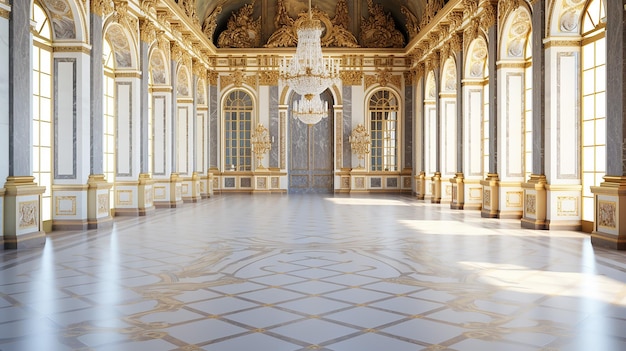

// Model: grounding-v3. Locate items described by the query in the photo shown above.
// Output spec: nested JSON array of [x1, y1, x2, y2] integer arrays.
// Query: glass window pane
[[582, 69, 595, 95], [583, 147, 595, 171], [595, 146, 606, 172]]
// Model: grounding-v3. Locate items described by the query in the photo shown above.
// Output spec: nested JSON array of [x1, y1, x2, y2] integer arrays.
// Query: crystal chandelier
[[292, 93, 328, 125], [279, 0, 340, 98]]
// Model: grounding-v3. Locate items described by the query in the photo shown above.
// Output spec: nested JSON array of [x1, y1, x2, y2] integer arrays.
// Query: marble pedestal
[[350, 168, 368, 192], [0, 188, 4, 249], [87, 175, 113, 229], [521, 175, 548, 229], [591, 176, 626, 250], [431, 172, 442, 204], [3, 176, 46, 249], [450, 173, 464, 210], [415, 171, 426, 200], [51, 184, 89, 230], [481, 173, 500, 218], [182, 172, 201, 203], [463, 179, 483, 210], [154, 173, 183, 208]]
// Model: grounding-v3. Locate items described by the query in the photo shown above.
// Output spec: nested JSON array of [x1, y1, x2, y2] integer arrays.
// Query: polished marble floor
[[1, 194, 626, 351]]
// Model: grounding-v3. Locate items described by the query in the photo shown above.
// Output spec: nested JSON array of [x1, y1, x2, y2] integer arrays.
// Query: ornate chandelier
[[292, 93, 328, 125], [279, 0, 340, 98]]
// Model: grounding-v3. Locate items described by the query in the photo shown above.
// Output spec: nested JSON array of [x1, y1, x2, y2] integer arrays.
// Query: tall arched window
[[581, 0, 606, 223], [369, 90, 398, 172], [224, 90, 253, 171], [32, 2, 53, 225], [103, 39, 116, 209]]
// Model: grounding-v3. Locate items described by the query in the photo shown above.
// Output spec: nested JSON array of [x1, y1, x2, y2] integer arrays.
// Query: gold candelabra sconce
[[251, 123, 272, 169], [349, 123, 370, 169]]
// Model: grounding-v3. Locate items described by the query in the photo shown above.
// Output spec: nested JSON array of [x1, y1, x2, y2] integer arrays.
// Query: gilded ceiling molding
[[140, 19, 156, 43], [448, 11, 464, 32], [420, 0, 445, 29], [414, 62, 425, 81], [157, 31, 169, 54], [177, 0, 199, 25], [192, 60, 206, 79], [91, 0, 114, 17], [440, 42, 451, 62], [360, 0, 404, 48], [201, 5, 221, 41], [463, 0, 479, 18], [403, 71, 413, 86], [401, 6, 419, 40], [463, 18, 480, 50], [140, 0, 157, 14], [259, 71, 279, 86], [53, 45, 91, 55], [217, 2, 261, 48], [265, 0, 358, 48], [113, 0, 128, 23], [340, 71, 363, 86]]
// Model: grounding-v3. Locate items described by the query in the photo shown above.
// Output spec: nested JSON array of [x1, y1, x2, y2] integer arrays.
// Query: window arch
[[369, 89, 399, 172], [224, 90, 253, 171], [32, 1, 53, 225], [581, 0, 606, 223]]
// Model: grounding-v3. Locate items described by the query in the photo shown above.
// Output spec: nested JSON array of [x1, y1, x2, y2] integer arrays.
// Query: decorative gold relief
[[419, 0, 444, 30], [445, 185, 452, 196], [506, 9, 531, 58], [220, 71, 257, 89], [259, 71, 279, 86], [597, 201, 616, 229], [257, 177, 267, 189], [401, 6, 419, 40], [176, 184, 182, 199], [360, 0, 404, 48], [355, 177, 365, 189], [403, 177, 411, 189], [145, 186, 153, 205], [484, 189, 491, 207], [217, 2, 261, 48], [526, 194, 536, 215], [340, 71, 363, 86], [480, 1, 497, 30], [559, 0, 586, 33], [55, 196, 77, 216], [97, 194, 109, 215], [506, 192, 523, 207], [557, 196, 579, 217], [91, 0, 114, 17], [341, 177, 350, 189], [265, 0, 358, 48], [202, 5, 222, 41], [182, 183, 189, 194], [364, 69, 402, 89], [177, 0, 198, 24], [18, 201, 38, 229], [271, 177, 280, 189]]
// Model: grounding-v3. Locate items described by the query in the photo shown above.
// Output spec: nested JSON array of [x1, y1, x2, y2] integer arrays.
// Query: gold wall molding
[[259, 71, 278, 86], [556, 196, 579, 217], [525, 193, 536, 215], [0, 6, 10, 19], [91, 0, 114, 17], [480, 1, 497, 30], [55, 196, 77, 216], [18, 201, 39, 229], [220, 71, 257, 89], [140, 19, 156, 43], [116, 71, 142, 79], [598, 201, 617, 229], [53, 45, 91, 55], [496, 61, 527, 69], [97, 194, 109, 215], [544, 39, 582, 49]]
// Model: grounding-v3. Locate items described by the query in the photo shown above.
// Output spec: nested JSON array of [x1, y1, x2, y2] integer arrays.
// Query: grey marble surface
[[1, 19, 9, 183], [90, 14, 104, 175], [140, 42, 150, 173], [404, 85, 413, 169], [606, 0, 626, 176], [269, 86, 279, 168], [9, 0, 33, 176], [170, 59, 178, 172], [342, 86, 351, 169], [209, 86, 218, 169]]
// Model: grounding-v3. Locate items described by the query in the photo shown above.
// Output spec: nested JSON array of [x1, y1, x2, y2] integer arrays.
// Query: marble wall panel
[[116, 82, 132, 177], [0, 18, 8, 183], [342, 86, 351, 169], [556, 52, 579, 179], [270, 86, 279, 168], [209, 86, 218, 169], [505, 72, 524, 178], [153, 95, 167, 176], [54, 58, 77, 179], [90, 14, 104, 175], [405, 85, 413, 169]]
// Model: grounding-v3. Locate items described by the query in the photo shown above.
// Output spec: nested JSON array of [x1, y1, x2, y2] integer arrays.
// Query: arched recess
[[103, 21, 138, 70], [439, 57, 458, 202], [366, 87, 401, 174], [221, 88, 257, 173], [548, 0, 588, 37], [176, 64, 194, 178], [423, 71, 437, 199], [147, 47, 170, 178], [37, 0, 86, 41]]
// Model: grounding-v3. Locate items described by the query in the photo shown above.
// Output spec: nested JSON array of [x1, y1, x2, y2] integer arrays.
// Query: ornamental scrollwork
[[360, 0, 404, 48], [217, 2, 261, 48]]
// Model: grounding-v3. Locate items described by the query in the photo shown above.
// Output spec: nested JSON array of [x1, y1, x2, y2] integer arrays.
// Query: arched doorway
[[288, 89, 334, 193]]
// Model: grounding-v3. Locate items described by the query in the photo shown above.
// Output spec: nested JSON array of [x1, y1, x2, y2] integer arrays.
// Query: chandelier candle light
[[251, 123, 272, 169], [279, 0, 340, 125]]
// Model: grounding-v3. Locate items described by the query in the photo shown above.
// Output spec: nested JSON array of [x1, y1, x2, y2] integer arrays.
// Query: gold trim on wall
[[53, 45, 92, 55], [556, 196, 579, 217], [18, 201, 39, 229], [55, 196, 77, 216], [597, 200, 617, 229]]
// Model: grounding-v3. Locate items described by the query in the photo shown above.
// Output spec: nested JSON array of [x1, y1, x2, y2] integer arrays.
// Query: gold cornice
[[52, 184, 89, 191], [150, 86, 172, 93], [116, 71, 142, 79], [544, 39, 582, 49], [496, 61, 527, 69], [0, 7, 9, 20], [53, 45, 91, 55], [340, 71, 363, 86], [91, 0, 114, 17]]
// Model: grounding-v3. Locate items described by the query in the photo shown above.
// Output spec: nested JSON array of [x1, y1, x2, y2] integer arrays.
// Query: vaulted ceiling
[[194, 0, 448, 48]]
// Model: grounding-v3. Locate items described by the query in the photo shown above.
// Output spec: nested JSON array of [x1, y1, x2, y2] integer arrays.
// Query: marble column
[[1, 11, 10, 248], [415, 72, 426, 199], [450, 46, 465, 210], [522, 0, 549, 230], [431, 61, 442, 204], [135, 39, 155, 216], [86, 10, 112, 228], [4, 0, 45, 248], [591, 0, 626, 249], [481, 21, 500, 218]]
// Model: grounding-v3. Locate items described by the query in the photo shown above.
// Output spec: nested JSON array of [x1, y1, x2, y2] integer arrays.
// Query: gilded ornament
[[414, 62, 425, 80], [420, 0, 444, 29], [463, 0, 479, 17], [360, 0, 404, 48], [91, 0, 114, 17], [217, 2, 261, 48], [480, 2, 497, 30], [140, 0, 157, 13], [447, 11, 464, 31], [450, 33, 462, 53], [113, 0, 128, 24], [498, 0, 521, 26], [202, 5, 222, 41], [404, 71, 413, 85], [340, 71, 363, 86], [264, 0, 296, 48], [140, 20, 156, 43], [330, 0, 359, 47], [171, 42, 184, 62], [177, 0, 199, 24], [259, 71, 279, 86], [208, 70, 218, 85], [401, 6, 419, 39]]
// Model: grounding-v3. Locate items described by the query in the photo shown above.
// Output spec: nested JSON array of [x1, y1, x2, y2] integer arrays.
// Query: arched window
[[369, 90, 398, 172], [581, 0, 606, 223], [224, 90, 253, 171], [103, 38, 116, 209], [32, 1, 53, 225]]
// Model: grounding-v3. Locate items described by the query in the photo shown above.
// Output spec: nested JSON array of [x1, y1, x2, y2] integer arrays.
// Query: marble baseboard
[[52, 219, 89, 231], [3, 230, 45, 249]]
